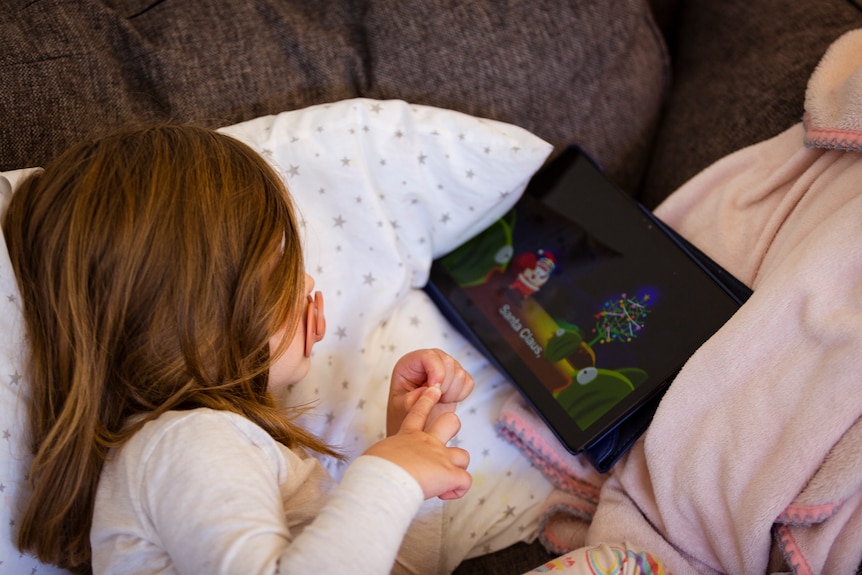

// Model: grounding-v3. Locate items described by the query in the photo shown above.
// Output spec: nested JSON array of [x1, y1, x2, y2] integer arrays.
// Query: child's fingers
[[443, 367, 473, 403], [437, 466, 473, 501], [446, 444, 470, 470], [420, 349, 457, 385], [418, 350, 472, 401], [399, 385, 442, 432], [396, 349, 444, 381], [393, 349, 473, 404], [425, 410, 461, 445], [438, 480, 472, 501], [401, 386, 427, 413]]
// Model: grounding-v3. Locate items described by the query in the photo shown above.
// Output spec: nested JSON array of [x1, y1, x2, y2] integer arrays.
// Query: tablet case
[[425, 146, 751, 472]]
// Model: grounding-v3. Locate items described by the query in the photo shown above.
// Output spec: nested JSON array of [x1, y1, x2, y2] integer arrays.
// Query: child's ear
[[305, 291, 325, 357]]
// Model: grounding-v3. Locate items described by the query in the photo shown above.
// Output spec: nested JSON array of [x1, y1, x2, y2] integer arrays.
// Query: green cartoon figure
[[440, 209, 515, 287], [554, 366, 648, 430], [544, 322, 596, 374]]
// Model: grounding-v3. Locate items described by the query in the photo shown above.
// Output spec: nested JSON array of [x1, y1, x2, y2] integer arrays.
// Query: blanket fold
[[495, 393, 604, 554], [804, 30, 862, 151], [498, 28, 862, 574]]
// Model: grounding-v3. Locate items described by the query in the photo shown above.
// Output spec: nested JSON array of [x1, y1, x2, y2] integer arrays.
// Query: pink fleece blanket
[[498, 29, 862, 574], [496, 394, 605, 554]]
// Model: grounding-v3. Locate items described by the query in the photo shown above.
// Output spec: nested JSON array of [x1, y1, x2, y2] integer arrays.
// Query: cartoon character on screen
[[544, 291, 655, 430], [555, 365, 648, 429], [545, 291, 654, 371], [439, 209, 515, 287], [508, 249, 556, 299]]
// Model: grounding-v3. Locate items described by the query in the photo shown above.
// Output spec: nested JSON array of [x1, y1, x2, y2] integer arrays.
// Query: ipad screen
[[428, 149, 745, 452]]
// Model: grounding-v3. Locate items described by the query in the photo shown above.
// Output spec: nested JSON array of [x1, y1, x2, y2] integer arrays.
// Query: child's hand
[[386, 349, 474, 437], [365, 386, 471, 500]]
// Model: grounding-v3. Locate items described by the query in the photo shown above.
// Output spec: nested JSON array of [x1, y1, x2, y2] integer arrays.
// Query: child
[[4, 125, 474, 574]]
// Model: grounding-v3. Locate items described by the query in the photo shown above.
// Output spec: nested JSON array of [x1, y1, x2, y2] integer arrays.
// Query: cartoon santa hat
[[537, 250, 556, 268]]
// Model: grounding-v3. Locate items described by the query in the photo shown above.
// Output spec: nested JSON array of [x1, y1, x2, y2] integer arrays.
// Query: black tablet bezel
[[427, 147, 748, 453]]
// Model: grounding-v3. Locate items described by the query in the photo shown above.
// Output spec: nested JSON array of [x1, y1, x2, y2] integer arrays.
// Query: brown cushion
[[363, 0, 670, 193], [639, 0, 862, 208], [1, 0, 670, 198], [0, 0, 365, 171]]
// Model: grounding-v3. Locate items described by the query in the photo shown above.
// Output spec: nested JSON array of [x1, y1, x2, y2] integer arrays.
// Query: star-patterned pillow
[[219, 98, 551, 460], [222, 100, 559, 565], [0, 99, 554, 572]]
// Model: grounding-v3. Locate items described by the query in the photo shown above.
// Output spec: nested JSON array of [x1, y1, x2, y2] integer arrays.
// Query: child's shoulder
[[119, 407, 288, 468], [139, 407, 263, 433]]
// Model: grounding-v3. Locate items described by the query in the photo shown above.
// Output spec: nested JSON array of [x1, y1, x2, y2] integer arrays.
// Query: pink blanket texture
[[498, 29, 862, 574]]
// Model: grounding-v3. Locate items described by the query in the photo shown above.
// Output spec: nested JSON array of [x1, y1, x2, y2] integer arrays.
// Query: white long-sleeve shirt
[[91, 408, 427, 574]]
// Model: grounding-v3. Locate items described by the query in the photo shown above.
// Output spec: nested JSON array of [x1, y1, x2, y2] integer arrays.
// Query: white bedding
[[1, 99, 556, 572]]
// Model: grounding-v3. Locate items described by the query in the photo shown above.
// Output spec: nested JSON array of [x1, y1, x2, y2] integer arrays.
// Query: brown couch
[[3, 1, 861, 210], [2, 1, 860, 572]]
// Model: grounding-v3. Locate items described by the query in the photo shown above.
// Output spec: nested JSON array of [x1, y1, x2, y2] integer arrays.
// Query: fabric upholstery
[[0, 0, 668, 196], [362, 0, 669, 192], [640, 0, 862, 207]]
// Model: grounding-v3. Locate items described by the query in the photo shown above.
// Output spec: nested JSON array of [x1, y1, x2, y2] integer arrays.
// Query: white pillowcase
[[219, 96, 550, 454], [0, 99, 553, 572], [222, 100, 557, 567]]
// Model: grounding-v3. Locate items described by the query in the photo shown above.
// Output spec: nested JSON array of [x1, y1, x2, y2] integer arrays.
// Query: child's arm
[[386, 348, 474, 437], [93, 406, 464, 575]]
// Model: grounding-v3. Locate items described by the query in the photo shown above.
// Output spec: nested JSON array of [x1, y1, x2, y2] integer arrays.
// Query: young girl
[[4, 125, 474, 574]]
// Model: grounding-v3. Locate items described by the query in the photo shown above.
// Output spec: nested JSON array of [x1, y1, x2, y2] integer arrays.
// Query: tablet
[[426, 147, 750, 470]]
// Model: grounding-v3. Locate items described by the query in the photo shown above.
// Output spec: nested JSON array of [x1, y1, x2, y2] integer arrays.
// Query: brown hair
[[3, 125, 338, 573]]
